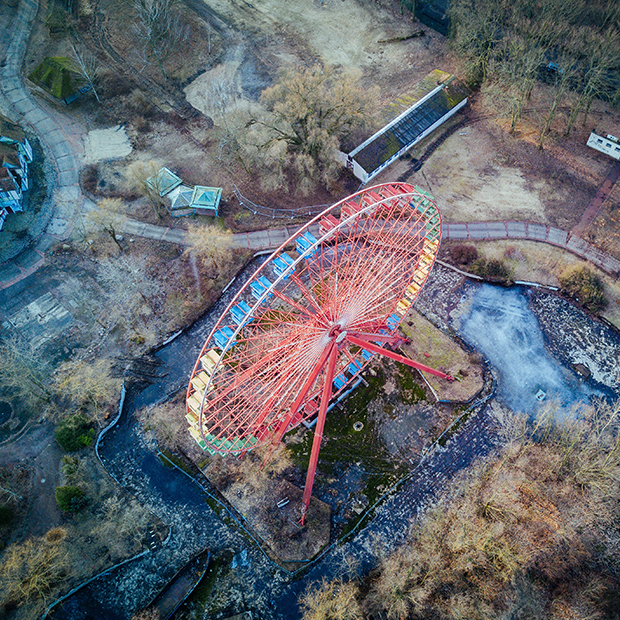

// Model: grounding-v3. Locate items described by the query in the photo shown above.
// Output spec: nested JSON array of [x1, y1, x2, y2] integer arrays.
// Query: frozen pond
[[454, 284, 601, 414]]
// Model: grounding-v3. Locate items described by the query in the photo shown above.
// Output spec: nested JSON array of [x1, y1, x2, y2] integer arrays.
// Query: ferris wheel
[[186, 183, 452, 523]]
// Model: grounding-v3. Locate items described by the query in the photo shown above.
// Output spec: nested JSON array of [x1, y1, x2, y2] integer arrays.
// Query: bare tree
[[96, 254, 163, 345], [137, 400, 184, 450], [70, 40, 100, 103], [300, 577, 363, 620], [54, 358, 121, 422], [184, 222, 234, 282], [0, 336, 53, 408], [538, 51, 576, 149], [194, 70, 237, 159], [90, 495, 151, 560], [126, 160, 168, 219], [448, 0, 504, 85], [132, 0, 189, 80], [87, 198, 127, 251], [245, 64, 376, 193], [0, 529, 68, 606]]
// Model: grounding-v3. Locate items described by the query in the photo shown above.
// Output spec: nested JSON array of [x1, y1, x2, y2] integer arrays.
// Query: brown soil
[[214, 476, 330, 564]]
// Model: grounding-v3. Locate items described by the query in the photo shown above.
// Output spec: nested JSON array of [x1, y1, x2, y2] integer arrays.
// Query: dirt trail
[[573, 160, 620, 236]]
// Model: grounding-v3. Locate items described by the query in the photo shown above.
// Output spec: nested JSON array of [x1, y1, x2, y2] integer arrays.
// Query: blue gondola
[[250, 275, 273, 301], [273, 253, 295, 279], [230, 301, 253, 326], [333, 373, 347, 390], [386, 313, 400, 330], [296, 231, 318, 256], [348, 359, 362, 375], [214, 326, 236, 349]]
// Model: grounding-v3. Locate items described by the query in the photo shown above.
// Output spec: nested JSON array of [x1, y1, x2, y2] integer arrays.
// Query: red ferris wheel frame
[[186, 183, 452, 524]]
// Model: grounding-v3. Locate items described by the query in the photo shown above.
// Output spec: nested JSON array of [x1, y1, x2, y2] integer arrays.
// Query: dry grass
[[0, 528, 69, 614], [302, 399, 620, 620], [399, 309, 484, 401], [300, 577, 363, 620], [587, 184, 620, 260], [138, 394, 186, 452]]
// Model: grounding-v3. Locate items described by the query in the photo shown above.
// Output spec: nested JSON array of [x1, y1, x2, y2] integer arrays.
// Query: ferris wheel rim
[[187, 182, 442, 452]]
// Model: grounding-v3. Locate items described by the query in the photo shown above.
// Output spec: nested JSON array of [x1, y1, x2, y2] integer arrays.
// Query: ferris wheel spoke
[[346, 334, 453, 381], [267, 287, 324, 323], [289, 271, 326, 318], [270, 339, 337, 446]]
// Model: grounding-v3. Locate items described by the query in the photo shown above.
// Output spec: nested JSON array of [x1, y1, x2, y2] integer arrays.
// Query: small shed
[[28, 57, 86, 103], [146, 167, 183, 197], [190, 186, 222, 216]]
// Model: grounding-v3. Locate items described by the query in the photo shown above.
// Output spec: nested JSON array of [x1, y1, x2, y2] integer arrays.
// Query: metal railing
[[233, 185, 331, 219]]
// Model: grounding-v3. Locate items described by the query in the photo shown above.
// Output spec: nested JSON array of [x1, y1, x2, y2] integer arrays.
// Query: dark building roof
[[351, 77, 469, 177], [28, 57, 85, 100], [0, 114, 26, 143], [0, 144, 22, 169], [0, 167, 19, 193]]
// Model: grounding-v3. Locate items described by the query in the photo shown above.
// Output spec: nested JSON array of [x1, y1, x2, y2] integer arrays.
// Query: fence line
[[233, 185, 330, 219]]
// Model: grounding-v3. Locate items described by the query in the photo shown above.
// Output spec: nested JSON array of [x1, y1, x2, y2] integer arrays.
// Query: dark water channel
[[52, 269, 619, 620]]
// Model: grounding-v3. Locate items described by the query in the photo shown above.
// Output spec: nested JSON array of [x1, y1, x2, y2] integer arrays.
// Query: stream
[[51, 265, 619, 620]]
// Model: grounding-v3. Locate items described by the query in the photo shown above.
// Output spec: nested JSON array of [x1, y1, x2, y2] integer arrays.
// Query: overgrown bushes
[[0, 528, 68, 607], [55, 486, 87, 512], [55, 413, 95, 451], [470, 257, 512, 283], [449, 243, 478, 265], [559, 264, 607, 312]]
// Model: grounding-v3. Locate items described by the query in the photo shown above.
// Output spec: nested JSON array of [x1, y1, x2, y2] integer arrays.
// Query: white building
[[0, 114, 33, 231], [338, 70, 470, 184], [587, 131, 620, 160]]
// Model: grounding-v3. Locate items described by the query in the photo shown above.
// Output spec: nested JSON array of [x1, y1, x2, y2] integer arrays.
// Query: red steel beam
[[348, 330, 406, 344], [300, 342, 339, 525], [269, 340, 337, 448], [346, 334, 454, 381]]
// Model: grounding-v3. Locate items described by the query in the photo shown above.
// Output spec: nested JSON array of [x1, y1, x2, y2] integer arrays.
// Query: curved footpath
[[0, 0, 86, 288]]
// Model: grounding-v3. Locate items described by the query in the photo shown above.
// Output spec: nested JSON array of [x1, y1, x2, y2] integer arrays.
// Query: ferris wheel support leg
[[299, 343, 339, 526], [268, 341, 337, 451], [346, 335, 454, 381]]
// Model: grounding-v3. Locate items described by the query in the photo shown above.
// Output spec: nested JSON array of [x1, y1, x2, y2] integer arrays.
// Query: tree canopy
[[246, 64, 377, 194]]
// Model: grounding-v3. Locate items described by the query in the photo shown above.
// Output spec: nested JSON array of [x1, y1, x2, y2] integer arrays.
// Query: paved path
[[442, 220, 620, 275], [0, 0, 95, 290], [122, 217, 620, 275], [120, 219, 322, 251]]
